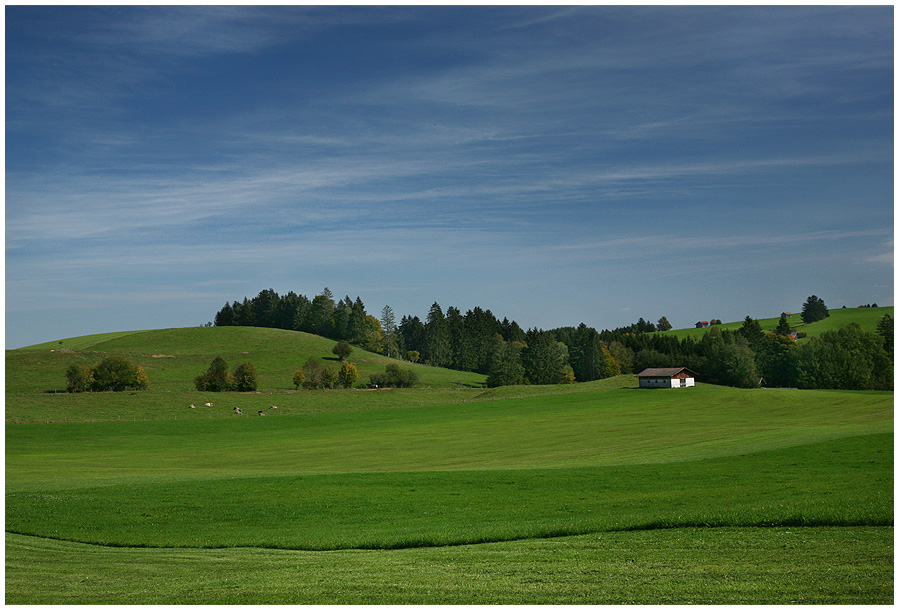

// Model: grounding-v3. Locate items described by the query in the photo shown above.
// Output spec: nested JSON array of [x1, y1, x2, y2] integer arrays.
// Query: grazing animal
[[234, 407, 242, 415], [189, 404, 196, 409], [205, 402, 213, 407], [258, 410, 265, 416], [270, 405, 277, 409]]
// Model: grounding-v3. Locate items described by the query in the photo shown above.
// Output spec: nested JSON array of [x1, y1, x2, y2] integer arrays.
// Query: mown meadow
[[5, 326, 894, 603]]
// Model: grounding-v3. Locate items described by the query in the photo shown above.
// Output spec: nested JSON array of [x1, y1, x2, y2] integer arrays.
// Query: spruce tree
[[801, 295, 829, 324]]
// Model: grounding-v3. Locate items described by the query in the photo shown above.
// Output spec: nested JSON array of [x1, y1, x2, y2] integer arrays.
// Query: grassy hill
[[5, 322, 893, 603], [6, 326, 486, 397], [661, 305, 892, 341]]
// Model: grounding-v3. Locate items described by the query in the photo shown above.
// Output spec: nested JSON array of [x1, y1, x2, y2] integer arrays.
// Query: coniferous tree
[[234, 297, 254, 326], [522, 330, 570, 385], [330, 296, 353, 340], [876, 314, 893, 358], [570, 323, 602, 382], [214, 302, 235, 326], [195, 356, 233, 392], [801, 295, 829, 324], [445, 306, 465, 368], [303, 292, 335, 336], [424, 302, 451, 367], [739, 316, 765, 346], [774, 316, 793, 337], [399, 315, 426, 358], [380, 305, 399, 358], [486, 340, 526, 387], [347, 297, 368, 344], [251, 289, 280, 328]]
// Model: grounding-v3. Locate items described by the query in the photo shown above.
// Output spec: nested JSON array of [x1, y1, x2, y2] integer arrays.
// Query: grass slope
[[662, 305, 893, 341], [6, 325, 486, 396]]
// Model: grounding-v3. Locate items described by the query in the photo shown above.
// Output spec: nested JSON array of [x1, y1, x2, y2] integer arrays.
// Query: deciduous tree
[[65, 364, 93, 393], [333, 340, 353, 361], [91, 356, 148, 392], [338, 362, 359, 388], [232, 362, 258, 392]]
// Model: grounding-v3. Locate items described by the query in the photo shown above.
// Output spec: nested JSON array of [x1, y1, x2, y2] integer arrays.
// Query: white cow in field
[[258, 410, 265, 416], [205, 402, 213, 407], [234, 407, 242, 415], [189, 404, 196, 409], [270, 405, 278, 410]]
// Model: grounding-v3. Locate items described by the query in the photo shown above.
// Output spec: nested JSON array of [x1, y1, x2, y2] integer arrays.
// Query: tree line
[[213, 290, 893, 391]]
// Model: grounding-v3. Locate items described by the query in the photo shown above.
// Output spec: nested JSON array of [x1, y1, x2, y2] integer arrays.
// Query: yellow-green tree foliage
[[292, 370, 305, 390], [600, 347, 621, 378], [338, 362, 359, 388]]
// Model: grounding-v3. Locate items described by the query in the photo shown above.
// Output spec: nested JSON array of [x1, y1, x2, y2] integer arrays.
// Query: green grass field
[[5, 325, 894, 603], [662, 305, 893, 341]]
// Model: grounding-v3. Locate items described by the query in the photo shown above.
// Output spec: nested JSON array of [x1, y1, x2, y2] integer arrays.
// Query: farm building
[[636, 367, 697, 388], [695, 321, 709, 328]]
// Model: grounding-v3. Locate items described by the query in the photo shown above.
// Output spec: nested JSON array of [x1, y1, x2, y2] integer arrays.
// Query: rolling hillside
[[6, 326, 486, 397], [5, 318, 893, 603], [661, 306, 892, 341]]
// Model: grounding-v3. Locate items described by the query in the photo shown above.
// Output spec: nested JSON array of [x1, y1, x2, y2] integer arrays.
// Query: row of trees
[[194, 352, 417, 392], [213, 290, 891, 391], [591, 314, 893, 390], [65, 357, 150, 392], [214, 288, 389, 354], [293, 357, 360, 390]]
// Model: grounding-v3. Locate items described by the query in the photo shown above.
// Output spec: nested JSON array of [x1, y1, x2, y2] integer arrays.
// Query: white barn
[[636, 367, 697, 388]]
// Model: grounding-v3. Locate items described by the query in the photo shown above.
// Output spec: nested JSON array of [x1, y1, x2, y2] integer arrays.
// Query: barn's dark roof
[[636, 367, 698, 378]]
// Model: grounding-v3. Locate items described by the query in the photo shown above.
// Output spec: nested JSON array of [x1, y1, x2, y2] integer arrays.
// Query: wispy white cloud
[[5, 6, 894, 348]]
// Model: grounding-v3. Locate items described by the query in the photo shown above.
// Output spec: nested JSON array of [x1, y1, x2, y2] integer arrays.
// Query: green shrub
[[195, 356, 234, 392], [88, 357, 148, 392], [338, 362, 359, 388], [370, 363, 418, 388], [232, 362, 258, 392], [64, 364, 94, 393], [292, 369, 305, 390], [332, 340, 353, 361]]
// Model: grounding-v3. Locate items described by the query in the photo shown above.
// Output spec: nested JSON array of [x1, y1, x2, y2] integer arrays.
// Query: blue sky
[[6, 6, 894, 348]]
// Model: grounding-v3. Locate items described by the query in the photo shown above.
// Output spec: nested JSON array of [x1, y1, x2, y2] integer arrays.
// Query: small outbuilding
[[695, 321, 709, 328], [636, 367, 698, 388]]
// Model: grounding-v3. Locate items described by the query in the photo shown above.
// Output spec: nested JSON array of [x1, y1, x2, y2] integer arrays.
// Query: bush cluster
[[294, 357, 360, 390], [65, 357, 149, 392], [195, 356, 258, 392], [370, 363, 419, 388]]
